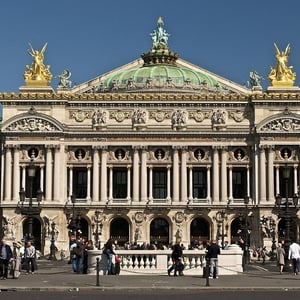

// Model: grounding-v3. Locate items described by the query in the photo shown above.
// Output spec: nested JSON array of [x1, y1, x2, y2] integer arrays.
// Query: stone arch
[[150, 217, 170, 247], [190, 217, 210, 247], [109, 217, 130, 247], [22, 217, 42, 251]]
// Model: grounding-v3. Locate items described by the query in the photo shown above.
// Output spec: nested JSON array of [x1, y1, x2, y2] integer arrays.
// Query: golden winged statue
[[24, 43, 52, 86], [268, 43, 296, 87]]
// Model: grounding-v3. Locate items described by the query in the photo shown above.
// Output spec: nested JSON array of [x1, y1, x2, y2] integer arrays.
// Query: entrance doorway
[[150, 218, 169, 247], [110, 218, 129, 247], [23, 218, 42, 251]]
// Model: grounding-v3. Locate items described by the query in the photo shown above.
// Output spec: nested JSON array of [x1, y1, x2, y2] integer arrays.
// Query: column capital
[[4, 144, 14, 150], [100, 146, 108, 151]]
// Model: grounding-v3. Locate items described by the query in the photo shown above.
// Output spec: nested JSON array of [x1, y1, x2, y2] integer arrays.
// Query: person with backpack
[[167, 239, 184, 276]]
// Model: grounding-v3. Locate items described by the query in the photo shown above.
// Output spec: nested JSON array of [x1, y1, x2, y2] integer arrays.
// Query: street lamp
[[48, 222, 57, 260], [67, 194, 78, 241], [275, 164, 299, 271], [18, 159, 42, 240], [240, 195, 251, 266]]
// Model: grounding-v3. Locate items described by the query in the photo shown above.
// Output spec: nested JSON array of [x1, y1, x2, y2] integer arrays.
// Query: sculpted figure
[[24, 43, 52, 84], [57, 69, 72, 88], [268, 43, 296, 86], [150, 17, 170, 48]]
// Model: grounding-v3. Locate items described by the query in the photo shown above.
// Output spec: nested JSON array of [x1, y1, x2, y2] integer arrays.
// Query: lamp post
[[18, 160, 42, 240], [67, 194, 78, 242], [240, 195, 251, 266], [275, 165, 299, 271], [48, 222, 57, 260], [269, 217, 277, 261], [93, 210, 104, 250]]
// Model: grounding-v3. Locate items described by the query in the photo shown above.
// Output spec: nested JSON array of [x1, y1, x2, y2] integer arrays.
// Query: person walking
[[207, 239, 221, 279], [24, 241, 36, 274], [11, 241, 22, 279], [167, 239, 183, 276], [103, 239, 116, 275], [288, 240, 300, 275], [0, 239, 13, 279], [276, 243, 285, 274]]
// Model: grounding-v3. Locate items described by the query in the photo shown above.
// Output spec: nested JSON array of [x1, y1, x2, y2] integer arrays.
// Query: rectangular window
[[113, 168, 127, 198], [232, 168, 246, 199], [153, 168, 167, 199], [73, 168, 87, 198], [193, 168, 207, 198]]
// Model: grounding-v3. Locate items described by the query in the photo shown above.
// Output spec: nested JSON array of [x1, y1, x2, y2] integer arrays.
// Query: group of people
[[0, 239, 37, 279], [69, 238, 94, 274]]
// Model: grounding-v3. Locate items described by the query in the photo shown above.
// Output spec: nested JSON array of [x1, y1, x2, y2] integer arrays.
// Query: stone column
[[45, 146, 53, 201], [246, 166, 250, 197], [167, 165, 171, 201], [12, 146, 20, 202], [207, 166, 211, 202], [68, 166, 73, 198], [267, 146, 274, 202], [141, 148, 148, 202], [294, 166, 298, 195], [86, 165, 91, 200], [108, 165, 113, 201], [53, 146, 61, 202], [275, 165, 280, 195], [188, 166, 193, 201], [148, 166, 153, 200], [40, 165, 44, 192], [259, 146, 267, 204], [100, 147, 107, 203], [220, 147, 227, 204], [92, 147, 99, 202], [4, 146, 12, 201], [212, 147, 219, 204], [132, 147, 140, 202], [181, 148, 187, 203], [127, 165, 131, 200], [228, 166, 233, 201], [21, 165, 26, 190], [172, 147, 179, 203]]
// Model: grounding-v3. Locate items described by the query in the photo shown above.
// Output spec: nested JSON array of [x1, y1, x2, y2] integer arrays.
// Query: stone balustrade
[[87, 244, 243, 275]]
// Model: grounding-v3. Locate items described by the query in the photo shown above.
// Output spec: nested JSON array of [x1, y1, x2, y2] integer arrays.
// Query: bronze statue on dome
[[268, 43, 296, 87], [150, 17, 170, 49], [24, 43, 52, 85]]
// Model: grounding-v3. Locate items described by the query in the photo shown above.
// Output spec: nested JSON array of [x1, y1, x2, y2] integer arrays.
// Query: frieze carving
[[149, 110, 172, 122], [5, 117, 61, 132], [132, 108, 147, 128], [92, 109, 107, 128], [110, 110, 131, 122], [228, 110, 245, 122], [133, 212, 146, 224], [172, 109, 187, 129], [189, 110, 209, 122], [70, 110, 91, 122], [211, 108, 227, 130], [260, 117, 300, 132], [173, 211, 186, 224]]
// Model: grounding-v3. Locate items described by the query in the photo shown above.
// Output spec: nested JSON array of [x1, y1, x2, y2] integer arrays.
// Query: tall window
[[232, 168, 246, 199], [193, 168, 207, 198], [74, 168, 87, 198], [153, 168, 167, 199], [113, 168, 127, 198]]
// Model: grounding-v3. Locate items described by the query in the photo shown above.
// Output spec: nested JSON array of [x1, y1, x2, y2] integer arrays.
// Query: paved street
[[0, 259, 300, 292]]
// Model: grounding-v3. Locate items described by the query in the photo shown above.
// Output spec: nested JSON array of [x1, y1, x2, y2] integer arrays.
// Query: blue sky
[[1, 0, 300, 92]]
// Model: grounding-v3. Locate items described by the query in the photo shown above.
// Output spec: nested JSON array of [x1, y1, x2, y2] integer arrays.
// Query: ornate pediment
[[257, 110, 300, 133], [2, 107, 63, 133]]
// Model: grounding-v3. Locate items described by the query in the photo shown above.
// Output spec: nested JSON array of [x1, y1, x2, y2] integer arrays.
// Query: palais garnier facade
[[0, 18, 299, 254]]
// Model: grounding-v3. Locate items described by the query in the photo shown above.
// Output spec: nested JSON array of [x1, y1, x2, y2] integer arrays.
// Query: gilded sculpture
[[268, 43, 296, 87], [24, 43, 52, 86]]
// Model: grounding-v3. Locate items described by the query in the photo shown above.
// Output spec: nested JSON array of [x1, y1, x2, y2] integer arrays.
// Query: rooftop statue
[[150, 17, 170, 49], [24, 43, 52, 85], [248, 70, 263, 88], [268, 43, 296, 87], [57, 69, 72, 88]]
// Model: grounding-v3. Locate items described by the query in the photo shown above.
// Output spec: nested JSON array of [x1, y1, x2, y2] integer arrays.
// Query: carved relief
[[110, 110, 131, 122], [132, 108, 147, 128], [70, 110, 91, 122], [92, 109, 107, 128], [189, 110, 208, 122], [260, 117, 300, 132], [228, 110, 245, 122], [211, 108, 227, 130], [5, 117, 61, 132], [149, 110, 172, 122], [172, 109, 187, 129]]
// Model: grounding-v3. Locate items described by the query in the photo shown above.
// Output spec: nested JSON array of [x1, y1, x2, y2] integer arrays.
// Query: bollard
[[205, 258, 210, 287], [96, 257, 100, 286]]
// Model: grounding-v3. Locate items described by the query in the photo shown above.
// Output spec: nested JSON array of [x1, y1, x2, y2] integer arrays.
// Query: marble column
[[172, 148, 179, 203], [127, 165, 131, 200], [267, 147, 274, 202], [188, 166, 193, 201], [68, 166, 73, 198], [207, 166, 211, 202], [141, 148, 148, 202], [45, 146, 53, 201], [40, 165, 44, 192], [100, 148, 107, 203], [12, 146, 20, 202], [132, 147, 140, 202], [181, 149, 187, 203], [275, 165, 280, 196], [212, 147, 219, 204], [294, 166, 298, 195], [4, 146, 12, 201], [167, 165, 171, 201], [92, 147, 99, 202], [259, 146, 267, 204], [86, 165, 91, 200], [148, 166, 153, 200], [108, 165, 113, 201], [246, 166, 250, 197], [228, 166, 232, 201], [220, 147, 227, 204], [53, 146, 61, 202]]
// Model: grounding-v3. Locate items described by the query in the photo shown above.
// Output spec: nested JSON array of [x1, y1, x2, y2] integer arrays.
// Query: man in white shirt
[[288, 241, 300, 275]]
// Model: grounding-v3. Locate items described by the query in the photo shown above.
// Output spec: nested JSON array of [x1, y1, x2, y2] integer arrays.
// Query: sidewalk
[[1, 259, 300, 291]]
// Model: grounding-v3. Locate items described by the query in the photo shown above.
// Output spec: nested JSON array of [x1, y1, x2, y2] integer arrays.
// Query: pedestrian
[[207, 239, 221, 279], [167, 239, 184, 276], [11, 241, 22, 279], [288, 240, 300, 275], [276, 242, 285, 274], [73, 239, 84, 274], [69, 240, 77, 273], [83, 240, 94, 274], [103, 239, 116, 275], [24, 240, 36, 274], [0, 239, 13, 279]]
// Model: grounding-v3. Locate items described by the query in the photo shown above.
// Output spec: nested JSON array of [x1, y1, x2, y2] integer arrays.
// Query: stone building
[[0, 19, 299, 255]]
